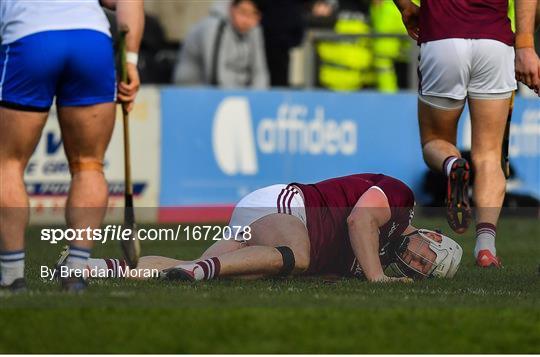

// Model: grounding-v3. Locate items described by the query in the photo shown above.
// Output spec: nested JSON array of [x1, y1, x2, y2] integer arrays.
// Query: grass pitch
[[0, 216, 539, 353]]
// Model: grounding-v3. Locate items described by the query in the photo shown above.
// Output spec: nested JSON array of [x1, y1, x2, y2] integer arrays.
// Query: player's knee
[[420, 145, 430, 162], [420, 138, 440, 152], [275, 245, 309, 275], [294, 251, 310, 273], [274, 246, 294, 276], [69, 159, 104, 176]]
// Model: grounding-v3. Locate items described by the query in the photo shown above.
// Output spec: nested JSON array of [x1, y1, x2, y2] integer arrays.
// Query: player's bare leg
[[418, 99, 472, 233], [468, 97, 509, 267], [117, 256, 187, 280], [85, 214, 309, 281], [56, 102, 115, 288], [137, 256, 186, 271], [132, 238, 245, 271], [418, 100, 463, 170], [164, 214, 311, 281], [0, 107, 48, 290], [199, 238, 245, 259], [80, 239, 245, 280]]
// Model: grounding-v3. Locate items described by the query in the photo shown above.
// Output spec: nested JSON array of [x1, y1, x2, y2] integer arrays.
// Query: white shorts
[[228, 184, 307, 237], [419, 39, 517, 100]]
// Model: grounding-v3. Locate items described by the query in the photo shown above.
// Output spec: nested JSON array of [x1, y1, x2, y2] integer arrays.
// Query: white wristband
[[126, 52, 139, 66]]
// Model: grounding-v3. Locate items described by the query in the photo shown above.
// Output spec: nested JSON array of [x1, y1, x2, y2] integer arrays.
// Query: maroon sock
[[195, 257, 221, 280], [443, 156, 458, 176], [105, 259, 127, 278], [476, 223, 496, 237]]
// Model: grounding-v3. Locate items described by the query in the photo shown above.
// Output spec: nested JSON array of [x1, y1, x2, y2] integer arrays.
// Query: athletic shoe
[[161, 267, 195, 282], [0, 278, 27, 293], [476, 249, 502, 268], [53, 246, 88, 292], [52, 245, 70, 279], [446, 158, 472, 234], [60, 276, 87, 293]]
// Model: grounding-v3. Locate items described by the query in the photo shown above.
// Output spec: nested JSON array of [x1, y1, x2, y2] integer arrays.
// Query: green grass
[[1, 217, 539, 353]]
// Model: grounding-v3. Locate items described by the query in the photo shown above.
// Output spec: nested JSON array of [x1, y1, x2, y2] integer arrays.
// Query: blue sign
[[161, 88, 426, 205], [160, 88, 539, 206]]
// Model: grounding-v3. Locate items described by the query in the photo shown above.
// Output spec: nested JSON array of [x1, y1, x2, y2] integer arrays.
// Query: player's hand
[[117, 62, 141, 112], [371, 275, 413, 283], [515, 48, 540, 95], [399, 3, 420, 41]]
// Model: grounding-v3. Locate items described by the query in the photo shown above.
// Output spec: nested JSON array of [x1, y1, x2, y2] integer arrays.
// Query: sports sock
[[443, 156, 459, 177], [87, 258, 127, 278], [179, 257, 221, 281], [0, 250, 25, 286], [65, 246, 91, 277], [474, 223, 497, 257]]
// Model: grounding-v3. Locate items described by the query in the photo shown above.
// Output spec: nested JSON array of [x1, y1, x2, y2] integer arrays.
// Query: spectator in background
[[312, 0, 336, 17], [172, 0, 269, 88], [370, 0, 411, 92], [308, 0, 411, 92], [312, 0, 375, 91], [260, 0, 309, 87]]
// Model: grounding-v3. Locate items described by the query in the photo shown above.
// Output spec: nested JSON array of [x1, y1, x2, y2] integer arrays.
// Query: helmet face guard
[[388, 229, 463, 280]]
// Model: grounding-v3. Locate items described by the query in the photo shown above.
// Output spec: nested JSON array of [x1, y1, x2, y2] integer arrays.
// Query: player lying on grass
[[65, 174, 463, 283]]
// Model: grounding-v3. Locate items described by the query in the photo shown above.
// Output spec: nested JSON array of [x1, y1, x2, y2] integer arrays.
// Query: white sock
[[87, 258, 108, 271], [66, 247, 91, 276], [177, 258, 221, 281], [176, 263, 205, 281], [444, 157, 458, 177], [87, 258, 127, 278], [0, 250, 25, 286], [474, 223, 496, 258], [192, 265, 205, 281]]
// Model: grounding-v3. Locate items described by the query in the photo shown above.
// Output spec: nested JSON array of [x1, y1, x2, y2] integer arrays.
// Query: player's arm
[[392, 0, 419, 41], [116, 0, 145, 111], [347, 187, 411, 283], [515, 0, 540, 93]]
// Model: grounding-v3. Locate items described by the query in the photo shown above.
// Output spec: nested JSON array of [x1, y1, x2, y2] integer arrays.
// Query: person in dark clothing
[[260, 0, 309, 87]]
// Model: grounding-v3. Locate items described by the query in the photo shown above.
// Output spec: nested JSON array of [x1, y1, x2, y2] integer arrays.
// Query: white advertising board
[[25, 86, 160, 224]]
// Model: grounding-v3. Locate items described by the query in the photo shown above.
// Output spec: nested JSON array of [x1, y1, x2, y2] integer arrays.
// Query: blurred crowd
[[107, 0, 538, 93], [104, 0, 413, 92]]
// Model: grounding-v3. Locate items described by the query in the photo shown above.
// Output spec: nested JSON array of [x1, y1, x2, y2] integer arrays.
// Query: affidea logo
[[212, 97, 258, 176], [258, 104, 357, 155], [212, 97, 358, 175]]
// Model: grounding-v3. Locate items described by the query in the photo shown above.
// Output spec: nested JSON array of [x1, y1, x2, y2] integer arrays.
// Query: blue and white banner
[[160, 88, 426, 206], [25, 87, 161, 224], [161, 88, 539, 208]]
